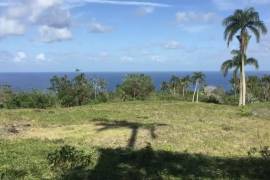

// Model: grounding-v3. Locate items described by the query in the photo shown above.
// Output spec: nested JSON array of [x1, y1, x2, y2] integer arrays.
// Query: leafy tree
[[50, 73, 94, 107], [223, 7, 267, 106], [191, 72, 206, 103], [261, 75, 270, 101], [91, 78, 107, 100], [160, 81, 170, 93], [245, 75, 270, 102], [73, 73, 93, 106], [117, 74, 154, 100]]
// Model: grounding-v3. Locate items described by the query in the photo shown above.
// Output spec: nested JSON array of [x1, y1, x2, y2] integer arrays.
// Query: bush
[[248, 146, 270, 160], [47, 145, 93, 179], [0, 85, 13, 108], [5, 91, 57, 109], [116, 74, 154, 100]]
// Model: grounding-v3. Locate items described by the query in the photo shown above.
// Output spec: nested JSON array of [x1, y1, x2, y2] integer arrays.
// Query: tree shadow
[[93, 118, 167, 148], [62, 144, 270, 180]]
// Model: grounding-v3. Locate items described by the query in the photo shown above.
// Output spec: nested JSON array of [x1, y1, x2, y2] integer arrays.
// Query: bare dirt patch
[[0, 123, 31, 136]]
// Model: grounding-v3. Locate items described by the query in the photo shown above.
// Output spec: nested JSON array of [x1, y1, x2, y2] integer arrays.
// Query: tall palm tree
[[223, 7, 267, 106], [221, 49, 259, 101], [191, 72, 205, 103]]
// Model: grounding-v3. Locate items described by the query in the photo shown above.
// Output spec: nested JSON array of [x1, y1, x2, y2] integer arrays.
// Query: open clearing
[[0, 100, 270, 179]]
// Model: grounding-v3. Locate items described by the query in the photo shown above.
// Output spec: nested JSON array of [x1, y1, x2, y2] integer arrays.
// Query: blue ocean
[[0, 71, 269, 92]]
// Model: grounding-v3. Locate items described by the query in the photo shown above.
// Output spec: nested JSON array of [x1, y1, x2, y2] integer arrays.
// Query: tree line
[[1, 71, 270, 109]]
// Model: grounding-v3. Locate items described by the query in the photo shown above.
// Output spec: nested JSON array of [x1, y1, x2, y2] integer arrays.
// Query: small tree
[[50, 73, 94, 107], [117, 74, 154, 100]]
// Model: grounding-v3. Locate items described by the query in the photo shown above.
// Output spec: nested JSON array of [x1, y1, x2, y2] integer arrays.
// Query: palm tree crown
[[221, 50, 259, 77], [223, 7, 267, 46], [192, 72, 205, 85]]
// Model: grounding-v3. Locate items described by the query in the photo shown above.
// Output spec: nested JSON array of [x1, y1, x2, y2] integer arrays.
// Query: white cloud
[[0, 17, 25, 37], [39, 25, 72, 42], [121, 56, 134, 62], [36, 7, 71, 28], [89, 21, 112, 33], [80, 0, 171, 7], [0, 0, 72, 42], [176, 11, 217, 24], [149, 55, 163, 63], [14, 51, 27, 62], [212, 0, 270, 10], [28, 0, 62, 22], [175, 11, 218, 33], [136, 6, 155, 16], [36, 53, 46, 61], [163, 40, 182, 49]]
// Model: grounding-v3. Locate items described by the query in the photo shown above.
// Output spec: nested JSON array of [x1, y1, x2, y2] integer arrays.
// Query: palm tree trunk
[[196, 88, 199, 103], [192, 82, 197, 102], [239, 70, 243, 106], [182, 87, 185, 97], [240, 31, 250, 106], [241, 57, 246, 106], [234, 84, 237, 101]]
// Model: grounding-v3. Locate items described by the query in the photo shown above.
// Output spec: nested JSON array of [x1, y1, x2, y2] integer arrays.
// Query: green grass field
[[0, 100, 270, 179]]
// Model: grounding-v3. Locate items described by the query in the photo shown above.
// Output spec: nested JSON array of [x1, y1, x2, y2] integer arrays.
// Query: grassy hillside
[[0, 100, 270, 179]]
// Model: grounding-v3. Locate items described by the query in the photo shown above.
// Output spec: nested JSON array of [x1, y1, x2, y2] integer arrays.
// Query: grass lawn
[[0, 100, 270, 179]]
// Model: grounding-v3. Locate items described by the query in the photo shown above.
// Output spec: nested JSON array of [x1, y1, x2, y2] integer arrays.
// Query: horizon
[[0, 70, 269, 73], [0, 0, 269, 72]]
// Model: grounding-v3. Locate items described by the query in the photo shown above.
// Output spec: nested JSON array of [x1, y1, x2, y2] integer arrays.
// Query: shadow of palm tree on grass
[[63, 144, 270, 180], [93, 118, 167, 148]]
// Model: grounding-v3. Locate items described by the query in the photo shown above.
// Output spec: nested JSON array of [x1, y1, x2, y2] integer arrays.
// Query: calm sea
[[0, 71, 269, 92]]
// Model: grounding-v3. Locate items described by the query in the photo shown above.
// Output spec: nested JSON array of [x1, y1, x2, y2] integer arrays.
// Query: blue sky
[[0, 0, 269, 72]]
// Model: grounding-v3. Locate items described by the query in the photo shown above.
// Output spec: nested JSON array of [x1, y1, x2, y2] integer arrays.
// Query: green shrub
[[0, 85, 13, 108], [248, 146, 270, 160], [47, 145, 93, 179], [6, 91, 57, 109]]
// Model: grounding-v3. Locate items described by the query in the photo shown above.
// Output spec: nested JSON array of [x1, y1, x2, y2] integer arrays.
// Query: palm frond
[[246, 57, 259, 69], [221, 60, 234, 77]]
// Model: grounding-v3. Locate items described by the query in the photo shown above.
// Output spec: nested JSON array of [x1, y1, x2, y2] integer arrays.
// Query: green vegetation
[[160, 75, 191, 99], [50, 73, 108, 107], [0, 86, 57, 109], [0, 100, 270, 179], [116, 74, 155, 100]]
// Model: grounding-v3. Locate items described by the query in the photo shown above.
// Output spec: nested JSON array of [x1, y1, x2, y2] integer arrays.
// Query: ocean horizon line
[[0, 70, 269, 74]]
